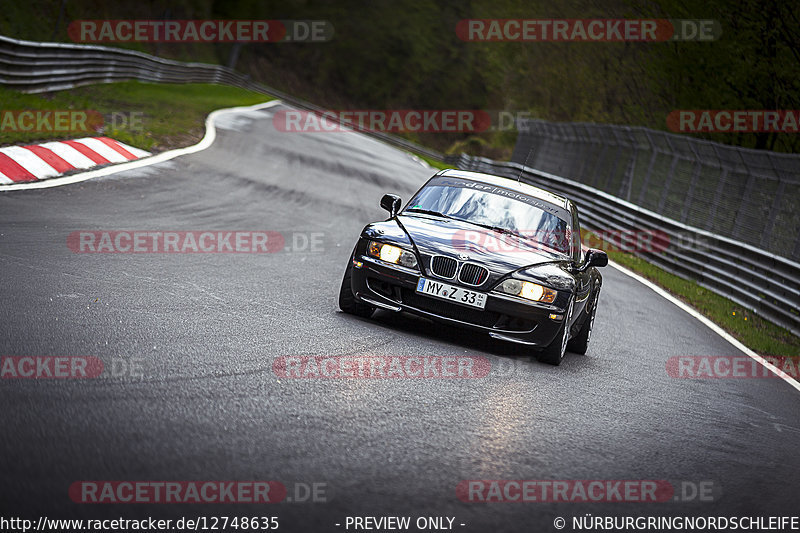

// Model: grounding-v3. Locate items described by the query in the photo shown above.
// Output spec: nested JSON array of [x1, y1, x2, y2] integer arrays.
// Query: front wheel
[[567, 291, 599, 355], [338, 260, 375, 319], [537, 298, 573, 366]]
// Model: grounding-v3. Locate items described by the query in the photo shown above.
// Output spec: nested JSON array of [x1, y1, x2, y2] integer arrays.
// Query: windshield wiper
[[452, 219, 568, 256], [403, 208, 453, 219], [466, 220, 528, 240], [407, 211, 528, 240], [404, 210, 552, 248]]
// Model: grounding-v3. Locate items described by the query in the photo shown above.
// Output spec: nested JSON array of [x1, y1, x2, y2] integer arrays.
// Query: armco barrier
[[446, 153, 800, 337]]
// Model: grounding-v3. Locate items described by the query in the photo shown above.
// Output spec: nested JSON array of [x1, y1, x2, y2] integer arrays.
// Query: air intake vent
[[459, 263, 489, 286], [430, 255, 458, 279]]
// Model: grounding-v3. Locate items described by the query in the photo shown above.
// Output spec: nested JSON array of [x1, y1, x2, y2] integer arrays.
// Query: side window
[[571, 206, 582, 262]]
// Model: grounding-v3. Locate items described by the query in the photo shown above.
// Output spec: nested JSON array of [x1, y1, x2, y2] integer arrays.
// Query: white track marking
[[72, 137, 129, 163], [0, 100, 281, 191], [0, 146, 59, 179], [37, 141, 96, 169], [608, 260, 800, 392]]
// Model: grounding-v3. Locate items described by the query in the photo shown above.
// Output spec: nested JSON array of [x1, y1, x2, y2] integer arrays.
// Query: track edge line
[[608, 259, 800, 393]]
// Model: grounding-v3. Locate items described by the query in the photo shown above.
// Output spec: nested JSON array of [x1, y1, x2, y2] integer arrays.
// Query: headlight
[[497, 278, 556, 303], [367, 241, 418, 269]]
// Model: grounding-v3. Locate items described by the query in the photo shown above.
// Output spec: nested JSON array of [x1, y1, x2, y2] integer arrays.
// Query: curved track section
[[1, 104, 798, 531]]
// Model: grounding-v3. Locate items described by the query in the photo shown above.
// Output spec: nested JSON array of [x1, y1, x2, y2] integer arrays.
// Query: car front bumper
[[350, 254, 567, 348]]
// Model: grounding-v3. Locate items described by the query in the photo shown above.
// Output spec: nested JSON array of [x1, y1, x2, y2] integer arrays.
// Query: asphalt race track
[[1, 103, 798, 532]]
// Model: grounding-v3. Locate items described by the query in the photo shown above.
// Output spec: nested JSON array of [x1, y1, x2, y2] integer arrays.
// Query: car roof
[[436, 168, 570, 210]]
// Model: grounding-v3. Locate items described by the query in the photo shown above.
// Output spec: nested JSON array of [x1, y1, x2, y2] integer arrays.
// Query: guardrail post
[[605, 128, 624, 191], [680, 142, 704, 224], [732, 174, 756, 242], [636, 131, 659, 207], [705, 167, 729, 233], [794, 224, 800, 261], [573, 124, 592, 183], [760, 163, 784, 252], [50, 0, 67, 41], [657, 155, 680, 213], [591, 138, 608, 187]]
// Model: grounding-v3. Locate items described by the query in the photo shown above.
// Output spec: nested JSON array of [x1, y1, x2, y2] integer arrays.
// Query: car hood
[[363, 214, 571, 277]]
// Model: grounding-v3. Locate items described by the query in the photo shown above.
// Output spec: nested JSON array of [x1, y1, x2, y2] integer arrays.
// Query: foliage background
[[2, 0, 798, 155]]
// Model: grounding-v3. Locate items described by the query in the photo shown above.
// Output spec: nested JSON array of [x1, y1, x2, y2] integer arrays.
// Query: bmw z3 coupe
[[338, 169, 608, 365]]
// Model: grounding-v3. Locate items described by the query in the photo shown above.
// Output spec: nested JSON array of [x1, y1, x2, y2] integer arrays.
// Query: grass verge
[[607, 250, 799, 360], [0, 81, 270, 152]]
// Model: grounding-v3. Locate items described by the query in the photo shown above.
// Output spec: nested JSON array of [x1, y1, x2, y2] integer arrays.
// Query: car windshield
[[404, 181, 571, 255]]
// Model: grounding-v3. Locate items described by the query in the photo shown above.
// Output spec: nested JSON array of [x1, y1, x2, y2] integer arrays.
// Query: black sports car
[[338, 169, 608, 365]]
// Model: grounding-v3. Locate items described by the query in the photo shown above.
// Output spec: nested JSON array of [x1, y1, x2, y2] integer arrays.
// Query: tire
[[567, 291, 599, 355], [338, 260, 375, 319], [537, 297, 573, 366]]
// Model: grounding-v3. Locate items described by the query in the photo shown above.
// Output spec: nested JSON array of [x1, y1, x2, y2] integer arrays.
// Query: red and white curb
[[0, 137, 150, 184], [0, 100, 281, 191]]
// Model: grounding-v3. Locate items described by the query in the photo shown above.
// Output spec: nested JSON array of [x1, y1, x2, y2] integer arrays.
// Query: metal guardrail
[[0, 34, 443, 160], [446, 153, 800, 337]]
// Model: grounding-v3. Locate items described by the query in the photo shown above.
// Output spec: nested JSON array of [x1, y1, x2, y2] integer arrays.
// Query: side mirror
[[380, 194, 402, 217], [582, 249, 608, 269]]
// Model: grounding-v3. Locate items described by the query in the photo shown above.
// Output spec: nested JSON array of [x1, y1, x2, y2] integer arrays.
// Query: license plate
[[416, 278, 487, 309]]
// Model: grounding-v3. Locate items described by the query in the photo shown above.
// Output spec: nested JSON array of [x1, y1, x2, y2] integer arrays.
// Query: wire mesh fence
[[512, 120, 800, 262]]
